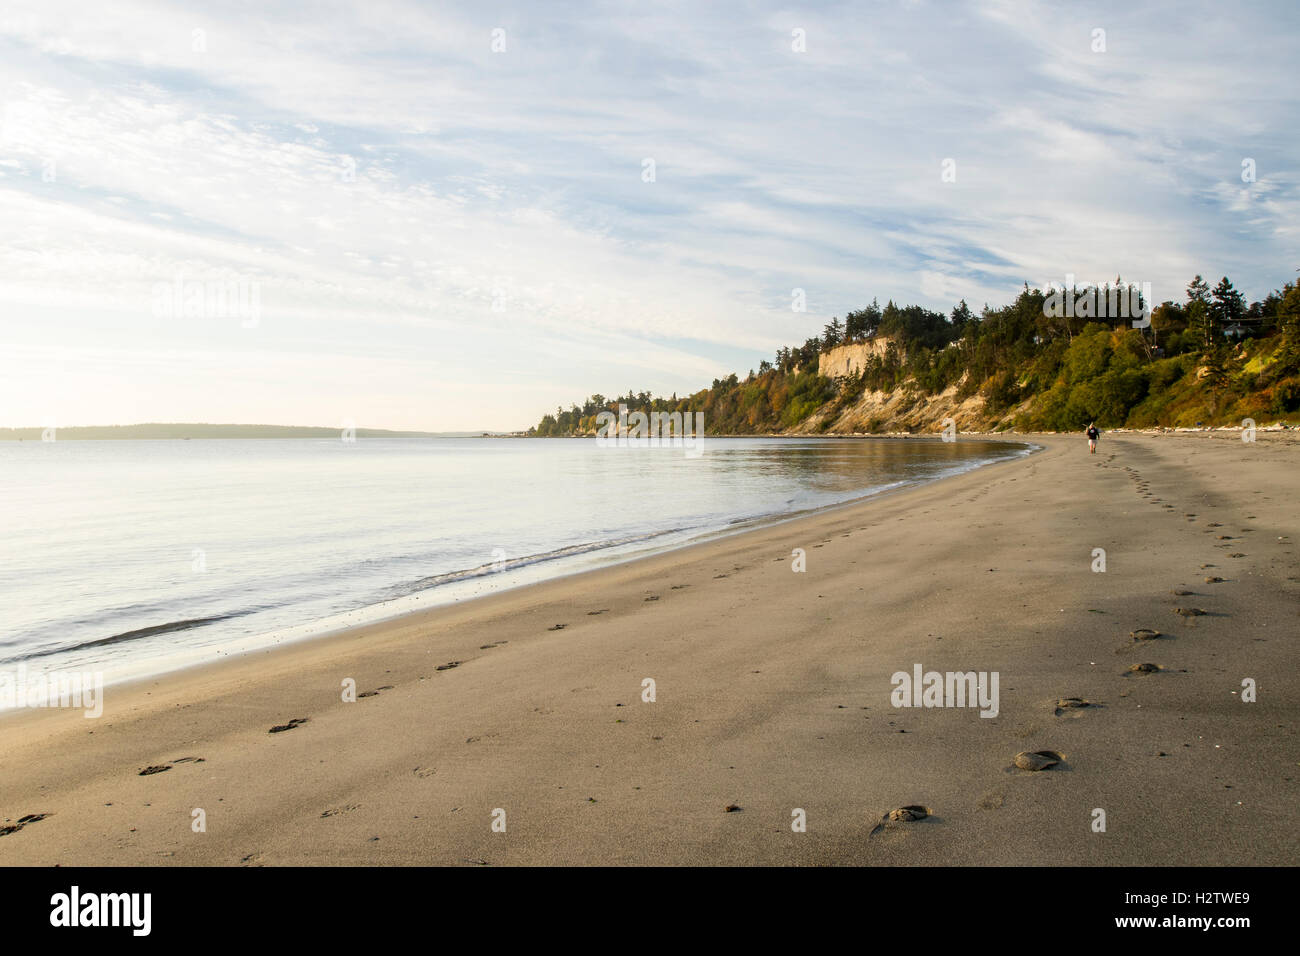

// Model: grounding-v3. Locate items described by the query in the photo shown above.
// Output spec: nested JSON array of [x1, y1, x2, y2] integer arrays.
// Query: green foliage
[[981, 370, 1020, 414], [1063, 325, 1112, 383], [781, 372, 837, 427]]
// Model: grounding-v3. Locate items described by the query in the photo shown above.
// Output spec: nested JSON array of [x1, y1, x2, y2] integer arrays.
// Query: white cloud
[[0, 0, 1296, 429]]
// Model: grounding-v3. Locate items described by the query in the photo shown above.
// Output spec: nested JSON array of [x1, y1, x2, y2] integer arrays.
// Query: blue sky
[[1, 0, 1297, 431]]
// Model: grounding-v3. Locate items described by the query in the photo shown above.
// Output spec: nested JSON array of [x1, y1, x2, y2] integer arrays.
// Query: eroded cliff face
[[807, 340, 1019, 434], [799, 383, 992, 434], [816, 338, 894, 379]]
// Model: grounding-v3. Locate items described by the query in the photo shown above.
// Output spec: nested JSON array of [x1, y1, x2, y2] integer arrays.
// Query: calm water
[[0, 437, 1028, 690]]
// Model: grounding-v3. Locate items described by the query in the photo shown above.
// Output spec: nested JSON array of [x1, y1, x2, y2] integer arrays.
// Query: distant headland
[[0, 423, 496, 440]]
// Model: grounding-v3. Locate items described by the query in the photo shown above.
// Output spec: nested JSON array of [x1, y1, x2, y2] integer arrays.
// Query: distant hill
[[0, 423, 484, 440]]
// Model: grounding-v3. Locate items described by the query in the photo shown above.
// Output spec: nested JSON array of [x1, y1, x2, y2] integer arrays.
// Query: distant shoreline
[[0, 423, 504, 440]]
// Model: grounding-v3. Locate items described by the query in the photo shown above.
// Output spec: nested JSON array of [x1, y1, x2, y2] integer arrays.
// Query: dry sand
[[2, 432, 1297, 866]]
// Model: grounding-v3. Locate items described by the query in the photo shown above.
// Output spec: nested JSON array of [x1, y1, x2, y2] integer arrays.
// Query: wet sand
[[2, 432, 1297, 865]]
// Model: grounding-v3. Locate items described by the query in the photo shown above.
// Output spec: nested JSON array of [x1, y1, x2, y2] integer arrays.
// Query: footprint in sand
[[1171, 588, 1197, 596], [1130, 628, 1163, 641], [1173, 607, 1208, 617], [1053, 698, 1099, 717], [413, 766, 436, 778], [586, 609, 608, 616], [140, 755, 206, 774], [269, 718, 309, 733], [643, 596, 659, 602], [868, 805, 933, 836], [670, 584, 689, 590], [1124, 662, 1162, 676], [479, 641, 507, 649], [1013, 750, 1066, 772], [548, 623, 568, 630], [0, 813, 51, 837], [435, 661, 461, 670], [321, 804, 360, 818]]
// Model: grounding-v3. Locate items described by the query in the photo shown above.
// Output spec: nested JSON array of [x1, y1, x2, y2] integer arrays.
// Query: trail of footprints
[[546, 569, 730, 631], [875, 457, 1249, 843], [13, 657, 480, 847], [451, 462, 1248, 843]]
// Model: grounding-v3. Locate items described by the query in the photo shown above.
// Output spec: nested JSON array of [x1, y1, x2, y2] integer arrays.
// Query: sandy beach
[[2, 432, 1296, 866]]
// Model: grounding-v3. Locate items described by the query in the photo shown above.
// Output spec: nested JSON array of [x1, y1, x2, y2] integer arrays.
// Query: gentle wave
[[381, 529, 686, 598], [0, 611, 259, 664]]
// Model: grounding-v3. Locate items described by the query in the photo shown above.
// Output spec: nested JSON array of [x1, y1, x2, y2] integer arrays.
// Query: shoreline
[[2, 431, 1296, 865], [2, 435, 1034, 698]]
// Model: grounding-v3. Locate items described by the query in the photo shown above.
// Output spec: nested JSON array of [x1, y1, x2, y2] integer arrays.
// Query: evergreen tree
[[1279, 282, 1300, 337], [1187, 298, 1219, 353], [950, 299, 973, 331], [845, 299, 882, 339], [1211, 276, 1246, 330], [1186, 274, 1211, 306], [1200, 344, 1231, 415]]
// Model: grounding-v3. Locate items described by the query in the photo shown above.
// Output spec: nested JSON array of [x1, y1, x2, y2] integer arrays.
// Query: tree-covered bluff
[[531, 273, 1300, 436]]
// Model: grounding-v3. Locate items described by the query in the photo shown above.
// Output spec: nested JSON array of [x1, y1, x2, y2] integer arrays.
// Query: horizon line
[[0, 422, 521, 436]]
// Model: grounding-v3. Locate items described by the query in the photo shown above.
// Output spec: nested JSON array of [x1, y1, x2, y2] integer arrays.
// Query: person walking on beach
[[1086, 422, 1100, 454]]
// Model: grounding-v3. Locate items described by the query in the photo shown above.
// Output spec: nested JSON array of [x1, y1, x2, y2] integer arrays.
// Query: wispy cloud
[[1, 0, 1296, 429]]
